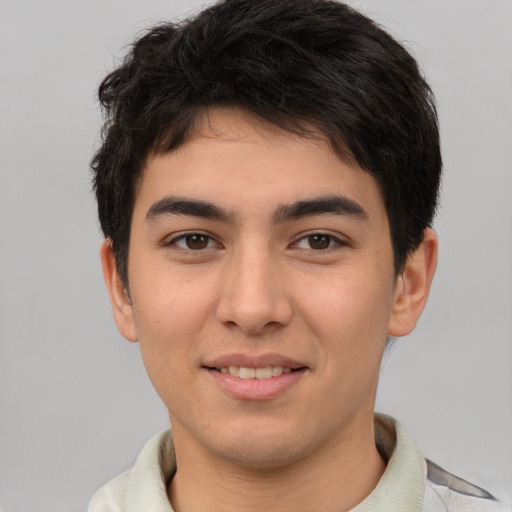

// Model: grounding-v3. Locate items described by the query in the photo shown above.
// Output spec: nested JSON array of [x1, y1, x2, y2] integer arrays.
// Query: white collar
[[89, 414, 426, 512]]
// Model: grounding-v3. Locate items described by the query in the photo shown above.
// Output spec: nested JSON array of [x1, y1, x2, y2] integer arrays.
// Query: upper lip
[[203, 353, 307, 370]]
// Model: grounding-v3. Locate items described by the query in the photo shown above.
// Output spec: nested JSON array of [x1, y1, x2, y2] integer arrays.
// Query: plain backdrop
[[1, 1, 511, 510]]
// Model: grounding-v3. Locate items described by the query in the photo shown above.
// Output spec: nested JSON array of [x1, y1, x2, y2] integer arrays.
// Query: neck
[[167, 414, 386, 512]]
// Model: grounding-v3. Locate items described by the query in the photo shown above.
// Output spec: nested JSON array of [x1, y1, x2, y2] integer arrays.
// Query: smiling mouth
[[207, 366, 306, 380]]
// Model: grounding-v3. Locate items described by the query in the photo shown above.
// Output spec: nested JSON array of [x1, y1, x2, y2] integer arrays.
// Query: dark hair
[[92, 0, 441, 284]]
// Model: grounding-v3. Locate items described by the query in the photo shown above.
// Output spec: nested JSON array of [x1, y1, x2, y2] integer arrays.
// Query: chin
[[214, 438, 307, 470], [199, 418, 318, 470]]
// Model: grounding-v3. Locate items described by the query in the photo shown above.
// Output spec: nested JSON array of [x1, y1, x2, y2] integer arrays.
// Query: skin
[[101, 107, 437, 512]]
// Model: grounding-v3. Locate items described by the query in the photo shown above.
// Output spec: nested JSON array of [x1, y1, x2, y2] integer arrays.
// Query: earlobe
[[388, 228, 438, 337], [99, 240, 138, 342]]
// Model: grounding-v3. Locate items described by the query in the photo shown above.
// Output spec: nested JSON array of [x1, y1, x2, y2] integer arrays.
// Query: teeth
[[255, 367, 272, 379], [239, 367, 256, 379], [218, 366, 294, 379], [272, 366, 283, 377]]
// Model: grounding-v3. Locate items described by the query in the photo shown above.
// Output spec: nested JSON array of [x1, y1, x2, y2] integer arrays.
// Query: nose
[[215, 244, 292, 335]]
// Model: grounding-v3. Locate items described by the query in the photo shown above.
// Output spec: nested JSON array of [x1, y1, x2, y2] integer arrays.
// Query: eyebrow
[[145, 195, 368, 224], [272, 195, 368, 223], [146, 197, 231, 222]]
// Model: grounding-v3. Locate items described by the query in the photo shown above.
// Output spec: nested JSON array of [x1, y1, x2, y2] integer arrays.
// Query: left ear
[[388, 228, 438, 337]]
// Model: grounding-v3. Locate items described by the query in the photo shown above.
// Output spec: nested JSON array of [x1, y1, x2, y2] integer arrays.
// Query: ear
[[100, 239, 138, 342], [388, 228, 438, 337]]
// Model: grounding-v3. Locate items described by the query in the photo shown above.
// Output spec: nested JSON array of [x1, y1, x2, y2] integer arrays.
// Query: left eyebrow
[[272, 195, 369, 223]]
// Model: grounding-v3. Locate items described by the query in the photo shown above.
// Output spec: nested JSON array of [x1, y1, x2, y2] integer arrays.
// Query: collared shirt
[[88, 414, 507, 512]]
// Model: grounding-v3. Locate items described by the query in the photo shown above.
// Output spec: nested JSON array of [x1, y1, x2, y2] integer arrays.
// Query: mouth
[[206, 365, 306, 380], [203, 357, 308, 400]]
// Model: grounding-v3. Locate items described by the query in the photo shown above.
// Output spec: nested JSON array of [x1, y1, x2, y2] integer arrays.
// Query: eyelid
[[162, 231, 222, 250], [290, 231, 348, 251]]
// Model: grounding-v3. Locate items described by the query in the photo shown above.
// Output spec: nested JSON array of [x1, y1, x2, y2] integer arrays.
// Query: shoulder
[[374, 414, 508, 512], [88, 470, 131, 512], [422, 459, 509, 512], [87, 428, 176, 512]]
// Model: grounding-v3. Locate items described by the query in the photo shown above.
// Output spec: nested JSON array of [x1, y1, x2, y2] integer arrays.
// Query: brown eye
[[308, 234, 331, 249], [185, 234, 210, 250]]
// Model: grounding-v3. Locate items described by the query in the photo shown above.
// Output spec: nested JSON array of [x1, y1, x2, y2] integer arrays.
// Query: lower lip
[[206, 368, 306, 401]]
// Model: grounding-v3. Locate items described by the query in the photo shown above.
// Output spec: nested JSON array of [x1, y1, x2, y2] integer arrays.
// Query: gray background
[[1, 1, 511, 510]]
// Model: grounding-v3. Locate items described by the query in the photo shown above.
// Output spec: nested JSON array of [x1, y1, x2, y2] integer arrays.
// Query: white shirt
[[88, 414, 507, 512]]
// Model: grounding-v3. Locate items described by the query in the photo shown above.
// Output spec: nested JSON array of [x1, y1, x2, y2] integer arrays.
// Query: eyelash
[[291, 233, 346, 252], [164, 232, 221, 251]]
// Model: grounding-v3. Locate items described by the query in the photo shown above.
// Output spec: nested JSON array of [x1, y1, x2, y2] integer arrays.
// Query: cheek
[[131, 263, 216, 330], [129, 272, 217, 374], [296, 266, 395, 353]]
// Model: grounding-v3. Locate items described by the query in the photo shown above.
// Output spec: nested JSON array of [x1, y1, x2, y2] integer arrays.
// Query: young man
[[89, 0, 506, 510]]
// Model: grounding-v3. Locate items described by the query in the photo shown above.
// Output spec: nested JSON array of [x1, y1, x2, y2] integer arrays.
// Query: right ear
[[100, 240, 138, 342]]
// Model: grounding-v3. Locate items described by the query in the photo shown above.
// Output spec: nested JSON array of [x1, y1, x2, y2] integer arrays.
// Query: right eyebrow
[[145, 197, 231, 222]]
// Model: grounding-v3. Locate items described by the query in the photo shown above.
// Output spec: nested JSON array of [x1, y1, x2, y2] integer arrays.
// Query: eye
[[293, 233, 344, 250], [306, 234, 332, 250], [168, 233, 218, 250]]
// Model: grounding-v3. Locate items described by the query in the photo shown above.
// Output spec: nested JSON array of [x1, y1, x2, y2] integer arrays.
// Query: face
[[102, 107, 435, 469]]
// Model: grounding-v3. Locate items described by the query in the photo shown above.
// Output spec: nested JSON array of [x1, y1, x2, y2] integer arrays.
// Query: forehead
[[135, 108, 387, 224]]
